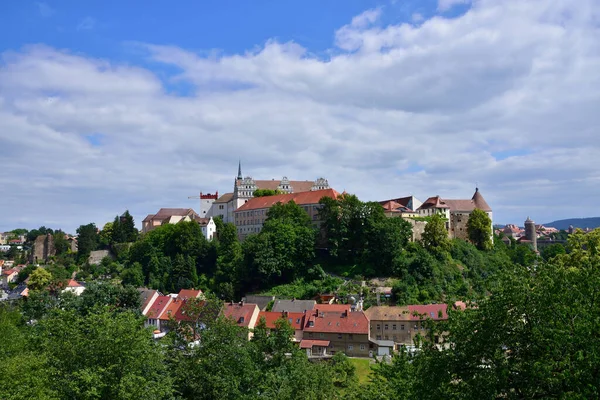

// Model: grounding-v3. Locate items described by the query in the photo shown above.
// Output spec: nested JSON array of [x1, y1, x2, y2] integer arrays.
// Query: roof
[[142, 214, 155, 222], [304, 310, 369, 334], [249, 179, 315, 192], [418, 196, 449, 210], [194, 217, 210, 226], [66, 279, 83, 288], [223, 302, 258, 327], [379, 196, 414, 209], [242, 295, 275, 311], [177, 289, 202, 300], [315, 303, 352, 313], [300, 339, 330, 349], [272, 299, 317, 313], [152, 208, 198, 220], [407, 304, 449, 321], [159, 298, 185, 321], [173, 299, 207, 322], [364, 306, 411, 321], [236, 189, 339, 212], [138, 288, 158, 311], [2, 269, 17, 276], [145, 295, 172, 318], [258, 311, 305, 330], [443, 189, 492, 212], [214, 192, 234, 204]]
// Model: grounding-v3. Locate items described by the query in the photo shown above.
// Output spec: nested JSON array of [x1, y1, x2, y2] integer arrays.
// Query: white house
[[62, 279, 86, 296], [197, 217, 216, 240]]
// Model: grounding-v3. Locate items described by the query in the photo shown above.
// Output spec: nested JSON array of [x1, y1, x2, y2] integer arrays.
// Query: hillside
[[543, 217, 600, 230]]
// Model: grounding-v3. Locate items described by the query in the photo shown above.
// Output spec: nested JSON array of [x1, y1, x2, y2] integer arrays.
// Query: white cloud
[[438, 0, 472, 12], [1, 0, 600, 232]]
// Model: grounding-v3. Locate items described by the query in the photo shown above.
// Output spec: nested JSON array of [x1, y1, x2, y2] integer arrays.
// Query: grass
[[349, 358, 374, 385]]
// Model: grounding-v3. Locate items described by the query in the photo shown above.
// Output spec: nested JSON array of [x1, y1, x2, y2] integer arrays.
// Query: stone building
[[524, 216, 537, 251], [31, 234, 55, 264]]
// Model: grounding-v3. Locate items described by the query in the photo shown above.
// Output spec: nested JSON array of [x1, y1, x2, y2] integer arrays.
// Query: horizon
[[1, 0, 599, 233]]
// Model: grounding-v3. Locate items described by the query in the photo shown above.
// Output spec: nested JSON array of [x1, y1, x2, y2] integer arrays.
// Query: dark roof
[[138, 288, 158, 312], [214, 192, 234, 204], [242, 295, 275, 311], [272, 299, 317, 313]]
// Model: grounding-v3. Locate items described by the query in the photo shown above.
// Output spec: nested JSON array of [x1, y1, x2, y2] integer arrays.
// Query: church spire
[[237, 159, 243, 180]]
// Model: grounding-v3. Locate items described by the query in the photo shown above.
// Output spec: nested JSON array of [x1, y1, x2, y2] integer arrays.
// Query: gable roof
[[173, 299, 208, 322], [223, 302, 259, 327], [145, 295, 172, 318], [315, 303, 352, 313], [66, 279, 83, 288], [235, 189, 339, 212], [258, 311, 305, 330], [177, 289, 202, 300], [152, 208, 198, 219], [159, 298, 185, 321], [142, 214, 155, 222], [272, 299, 317, 313], [442, 189, 492, 213], [138, 288, 158, 310], [304, 310, 369, 334], [418, 196, 449, 210], [214, 192, 234, 204], [364, 306, 410, 321]]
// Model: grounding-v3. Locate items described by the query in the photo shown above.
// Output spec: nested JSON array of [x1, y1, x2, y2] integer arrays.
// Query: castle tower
[[524, 216, 537, 252]]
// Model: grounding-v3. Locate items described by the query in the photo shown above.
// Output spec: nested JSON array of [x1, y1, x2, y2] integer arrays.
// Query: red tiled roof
[[177, 289, 202, 300], [379, 196, 414, 209], [67, 279, 83, 287], [2, 269, 17, 276], [418, 196, 449, 210], [258, 311, 305, 330], [443, 189, 492, 213], [173, 299, 207, 322], [223, 303, 258, 327], [315, 304, 352, 313], [407, 304, 448, 321], [235, 188, 339, 212], [159, 298, 185, 321], [300, 339, 330, 349], [145, 295, 172, 318], [303, 310, 369, 334]]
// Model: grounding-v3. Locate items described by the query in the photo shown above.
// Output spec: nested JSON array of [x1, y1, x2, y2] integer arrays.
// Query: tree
[[53, 231, 70, 255], [99, 222, 114, 247], [253, 189, 283, 197], [120, 262, 144, 287], [28, 267, 52, 291], [421, 213, 450, 252], [76, 223, 99, 262], [467, 208, 492, 250], [541, 242, 566, 261], [120, 210, 138, 242]]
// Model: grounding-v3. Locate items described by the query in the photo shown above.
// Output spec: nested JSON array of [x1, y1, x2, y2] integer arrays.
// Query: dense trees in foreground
[[1, 230, 598, 399]]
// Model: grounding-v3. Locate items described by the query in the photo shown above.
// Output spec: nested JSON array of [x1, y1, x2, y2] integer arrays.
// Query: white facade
[[201, 217, 217, 240]]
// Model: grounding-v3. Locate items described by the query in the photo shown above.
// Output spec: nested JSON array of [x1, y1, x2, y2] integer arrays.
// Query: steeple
[[237, 160, 242, 180]]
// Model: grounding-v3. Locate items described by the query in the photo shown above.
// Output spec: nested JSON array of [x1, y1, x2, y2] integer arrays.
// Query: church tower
[[524, 216, 537, 252]]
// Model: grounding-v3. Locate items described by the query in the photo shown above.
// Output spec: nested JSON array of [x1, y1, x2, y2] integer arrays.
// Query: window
[[384, 324, 389, 330], [360, 344, 365, 350], [376, 324, 381, 330], [392, 324, 397, 330], [219, 205, 224, 210], [384, 336, 389, 340], [401, 324, 405, 330], [348, 334, 353, 340], [320, 333, 324, 338], [337, 333, 342, 339], [308, 332, 313, 338], [393, 335, 397, 341], [348, 345, 353, 350]]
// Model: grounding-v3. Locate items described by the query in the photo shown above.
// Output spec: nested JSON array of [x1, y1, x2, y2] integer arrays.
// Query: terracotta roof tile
[[159, 298, 185, 321], [300, 339, 330, 348], [223, 303, 259, 327], [145, 295, 172, 318], [177, 289, 202, 300], [214, 192, 234, 204], [235, 189, 339, 212], [258, 311, 305, 330], [303, 310, 369, 334]]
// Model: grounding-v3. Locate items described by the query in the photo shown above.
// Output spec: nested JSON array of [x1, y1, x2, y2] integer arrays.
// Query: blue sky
[[1, 0, 599, 232]]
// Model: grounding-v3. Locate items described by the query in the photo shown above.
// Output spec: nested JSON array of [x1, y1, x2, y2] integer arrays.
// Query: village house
[[142, 208, 216, 240], [233, 188, 339, 240], [272, 299, 317, 313], [1, 268, 19, 284], [257, 311, 306, 342], [222, 301, 261, 340], [62, 279, 85, 296], [301, 308, 370, 358]]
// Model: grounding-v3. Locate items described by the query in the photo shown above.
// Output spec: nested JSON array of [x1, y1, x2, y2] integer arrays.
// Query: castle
[[197, 162, 331, 223]]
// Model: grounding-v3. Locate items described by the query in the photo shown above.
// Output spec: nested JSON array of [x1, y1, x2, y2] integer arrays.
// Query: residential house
[[1, 269, 19, 284], [145, 295, 172, 332], [257, 311, 305, 342], [177, 288, 203, 300], [302, 308, 370, 357], [138, 288, 159, 315], [365, 303, 466, 349], [142, 208, 200, 234], [196, 217, 217, 240], [62, 279, 86, 296], [233, 188, 339, 240], [222, 301, 260, 339], [272, 299, 316, 313], [158, 297, 186, 332]]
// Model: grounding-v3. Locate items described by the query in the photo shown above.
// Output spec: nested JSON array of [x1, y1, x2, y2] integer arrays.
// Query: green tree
[[76, 223, 99, 262], [421, 213, 450, 252], [99, 222, 114, 247], [541, 242, 566, 261], [466, 208, 492, 250], [52, 231, 70, 255], [120, 262, 144, 287], [253, 188, 283, 197], [120, 210, 138, 242], [28, 267, 52, 291]]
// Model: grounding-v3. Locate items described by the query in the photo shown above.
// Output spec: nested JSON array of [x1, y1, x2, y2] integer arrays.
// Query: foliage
[[26, 226, 54, 243], [76, 223, 100, 263], [53, 231, 70, 256], [28, 267, 53, 291], [421, 213, 450, 253], [253, 188, 283, 197], [112, 210, 138, 244], [541, 242, 566, 261], [467, 208, 493, 250]]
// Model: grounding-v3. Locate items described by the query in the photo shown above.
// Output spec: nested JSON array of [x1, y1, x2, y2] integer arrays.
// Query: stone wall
[[88, 250, 112, 265], [32, 234, 55, 263]]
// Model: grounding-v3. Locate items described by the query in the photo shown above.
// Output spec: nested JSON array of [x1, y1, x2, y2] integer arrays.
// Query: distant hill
[[543, 217, 600, 231]]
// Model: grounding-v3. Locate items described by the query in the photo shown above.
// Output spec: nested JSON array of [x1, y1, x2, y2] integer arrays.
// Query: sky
[[0, 0, 599, 233]]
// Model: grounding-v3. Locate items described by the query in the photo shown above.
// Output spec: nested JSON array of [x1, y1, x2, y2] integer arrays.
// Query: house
[[62, 279, 85, 296], [196, 217, 217, 240], [302, 309, 370, 357], [177, 288, 203, 300], [272, 299, 316, 313], [142, 208, 200, 234], [1, 269, 19, 284], [242, 295, 275, 311], [144, 295, 172, 332], [138, 288, 160, 315], [158, 297, 186, 331], [222, 301, 260, 339], [233, 188, 339, 240], [379, 196, 422, 219], [257, 311, 305, 342], [365, 303, 466, 349]]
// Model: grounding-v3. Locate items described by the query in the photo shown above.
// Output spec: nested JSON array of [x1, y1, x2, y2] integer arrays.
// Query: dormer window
[[239, 317, 245, 323]]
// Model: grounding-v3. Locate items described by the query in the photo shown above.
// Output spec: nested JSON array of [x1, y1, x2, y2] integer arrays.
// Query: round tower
[[524, 217, 537, 252]]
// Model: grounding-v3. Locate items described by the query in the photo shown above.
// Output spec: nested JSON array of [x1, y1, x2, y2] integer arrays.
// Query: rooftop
[[236, 188, 339, 212]]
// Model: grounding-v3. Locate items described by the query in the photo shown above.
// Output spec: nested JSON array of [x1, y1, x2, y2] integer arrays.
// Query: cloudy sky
[[1, 0, 599, 233]]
